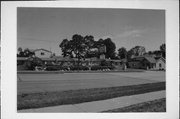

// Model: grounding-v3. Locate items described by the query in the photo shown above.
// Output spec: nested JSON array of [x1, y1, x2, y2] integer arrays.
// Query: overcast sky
[[17, 8, 165, 56]]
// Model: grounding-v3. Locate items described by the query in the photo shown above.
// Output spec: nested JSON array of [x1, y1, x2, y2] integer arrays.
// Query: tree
[[59, 34, 88, 69], [59, 39, 73, 57], [102, 38, 116, 59], [18, 47, 23, 53], [24, 48, 34, 57], [148, 51, 153, 55], [17, 47, 34, 57], [59, 35, 117, 60], [84, 35, 96, 58], [71, 34, 86, 58], [127, 46, 146, 59], [153, 50, 162, 57], [17, 47, 24, 57], [160, 43, 166, 58], [81, 38, 100, 58], [84, 35, 95, 48], [118, 47, 127, 59], [160, 43, 165, 52], [25, 57, 43, 70]]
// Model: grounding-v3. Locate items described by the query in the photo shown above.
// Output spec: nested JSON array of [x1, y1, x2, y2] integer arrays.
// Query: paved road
[[17, 71, 165, 94]]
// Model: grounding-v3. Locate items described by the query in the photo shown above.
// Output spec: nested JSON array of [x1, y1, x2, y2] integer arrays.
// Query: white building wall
[[35, 50, 52, 58], [155, 59, 165, 70]]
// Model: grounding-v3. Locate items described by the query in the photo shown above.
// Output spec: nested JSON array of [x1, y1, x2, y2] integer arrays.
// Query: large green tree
[[59, 39, 73, 57], [24, 48, 34, 57], [118, 47, 127, 59], [70, 34, 86, 58], [59, 35, 117, 60], [84, 35, 99, 58], [17, 47, 34, 57], [59, 34, 87, 62], [102, 38, 116, 59], [25, 57, 43, 70], [127, 46, 146, 59], [17, 47, 24, 57], [160, 43, 166, 58]]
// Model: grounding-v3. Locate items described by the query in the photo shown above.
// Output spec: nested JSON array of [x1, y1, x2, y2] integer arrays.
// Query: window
[[159, 63, 162, 68], [41, 52, 45, 55]]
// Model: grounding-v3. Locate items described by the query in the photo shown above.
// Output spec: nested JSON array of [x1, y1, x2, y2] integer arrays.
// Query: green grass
[[17, 82, 165, 110], [103, 98, 166, 112]]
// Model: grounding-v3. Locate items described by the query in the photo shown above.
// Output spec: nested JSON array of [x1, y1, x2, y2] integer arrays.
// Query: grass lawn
[[18, 82, 165, 110], [103, 98, 166, 112]]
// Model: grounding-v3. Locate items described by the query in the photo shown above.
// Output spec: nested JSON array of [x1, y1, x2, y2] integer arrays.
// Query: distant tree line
[[117, 43, 165, 60], [17, 48, 35, 57], [17, 34, 165, 60]]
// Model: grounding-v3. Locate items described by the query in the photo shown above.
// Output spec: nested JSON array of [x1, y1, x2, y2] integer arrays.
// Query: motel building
[[17, 48, 165, 71], [17, 48, 126, 71], [128, 56, 166, 70]]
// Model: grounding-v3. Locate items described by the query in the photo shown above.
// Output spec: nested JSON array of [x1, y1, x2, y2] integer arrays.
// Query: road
[[17, 71, 165, 94]]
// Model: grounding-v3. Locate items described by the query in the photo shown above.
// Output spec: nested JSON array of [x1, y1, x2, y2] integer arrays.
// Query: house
[[34, 49, 52, 58], [128, 56, 165, 70], [154, 57, 166, 70], [17, 57, 29, 66]]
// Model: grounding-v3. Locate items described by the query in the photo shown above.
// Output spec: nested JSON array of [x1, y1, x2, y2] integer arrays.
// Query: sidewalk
[[19, 90, 165, 112]]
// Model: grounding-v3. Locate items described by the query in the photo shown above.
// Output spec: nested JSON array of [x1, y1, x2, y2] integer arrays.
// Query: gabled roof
[[154, 57, 166, 62], [33, 48, 52, 53], [144, 56, 156, 63], [129, 56, 156, 63], [130, 55, 167, 64]]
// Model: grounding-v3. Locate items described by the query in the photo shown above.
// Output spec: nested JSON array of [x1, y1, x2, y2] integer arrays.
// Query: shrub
[[45, 66, 69, 71], [17, 64, 29, 71], [91, 65, 115, 71], [70, 65, 89, 71], [23, 57, 43, 70], [100, 60, 111, 66]]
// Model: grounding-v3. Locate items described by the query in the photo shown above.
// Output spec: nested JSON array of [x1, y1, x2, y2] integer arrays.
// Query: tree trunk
[[77, 52, 80, 71]]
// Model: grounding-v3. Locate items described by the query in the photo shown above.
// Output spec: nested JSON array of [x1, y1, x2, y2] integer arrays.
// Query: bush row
[[69, 66, 89, 71], [45, 66, 69, 71], [45, 65, 115, 71], [91, 65, 115, 70]]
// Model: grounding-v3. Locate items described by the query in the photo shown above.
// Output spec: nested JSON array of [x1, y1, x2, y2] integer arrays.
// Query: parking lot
[[17, 71, 165, 94]]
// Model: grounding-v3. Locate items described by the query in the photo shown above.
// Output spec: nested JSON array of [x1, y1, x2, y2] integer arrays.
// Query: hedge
[[69, 66, 89, 71], [45, 66, 69, 71], [45, 65, 115, 71], [91, 65, 115, 70], [45, 65, 89, 71]]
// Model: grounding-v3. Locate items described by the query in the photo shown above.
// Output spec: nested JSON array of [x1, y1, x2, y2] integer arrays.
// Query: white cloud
[[114, 29, 145, 39], [99, 28, 147, 41]]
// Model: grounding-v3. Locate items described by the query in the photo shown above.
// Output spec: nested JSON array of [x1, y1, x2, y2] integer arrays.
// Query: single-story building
[[34, 48, 52, 58], [154, 57, 166, 70], [128, 56, 165, 70]]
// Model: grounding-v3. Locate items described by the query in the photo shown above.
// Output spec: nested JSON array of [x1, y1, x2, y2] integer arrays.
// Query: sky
[[17, 8, 165, 56]]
